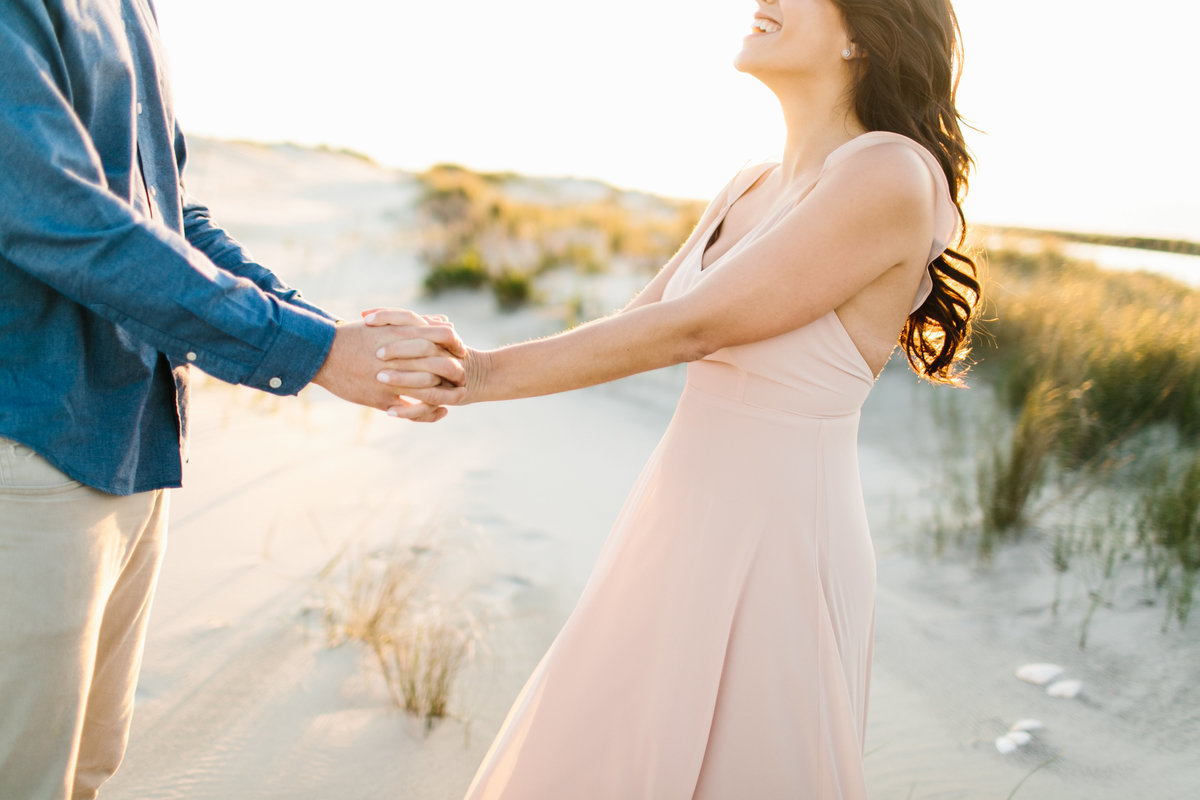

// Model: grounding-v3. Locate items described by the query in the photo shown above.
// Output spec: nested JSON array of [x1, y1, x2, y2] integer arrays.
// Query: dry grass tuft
[[319, 545, 480, 727], [371, 606, 479, 726]]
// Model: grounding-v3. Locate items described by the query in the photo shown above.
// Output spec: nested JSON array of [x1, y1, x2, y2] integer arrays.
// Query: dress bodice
[[662, 131, 958, 418]]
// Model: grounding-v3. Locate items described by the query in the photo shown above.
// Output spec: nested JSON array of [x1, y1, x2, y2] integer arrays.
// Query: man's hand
[[363, 308, 474, 415], [311, 311, 464, 422]]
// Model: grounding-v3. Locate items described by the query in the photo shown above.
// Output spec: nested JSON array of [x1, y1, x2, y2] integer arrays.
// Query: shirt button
[[137, 102, 144, 115], [268, 377, 283, 389], [186, 351, 197, 362]]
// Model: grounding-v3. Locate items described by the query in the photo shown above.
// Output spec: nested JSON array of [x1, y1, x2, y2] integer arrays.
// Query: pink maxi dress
[[464, 132, 958, 800]]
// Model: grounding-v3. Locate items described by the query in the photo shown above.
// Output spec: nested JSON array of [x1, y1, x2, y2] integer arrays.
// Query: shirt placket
[[125, 0, 159, 221]]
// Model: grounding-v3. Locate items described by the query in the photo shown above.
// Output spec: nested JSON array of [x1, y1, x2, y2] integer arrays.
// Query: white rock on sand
[[995, 735, 1020, 755], [1016, 662, 1066, 686], [1011, 718, 1046, 732], [1046, 679, 1085, 699]]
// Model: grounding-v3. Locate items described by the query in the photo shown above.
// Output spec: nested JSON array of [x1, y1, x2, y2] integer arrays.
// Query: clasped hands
[[311, 307, 471, 422]]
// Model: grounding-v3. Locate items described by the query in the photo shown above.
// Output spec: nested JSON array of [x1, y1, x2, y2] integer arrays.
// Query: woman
[[376, 0, 980, 796]]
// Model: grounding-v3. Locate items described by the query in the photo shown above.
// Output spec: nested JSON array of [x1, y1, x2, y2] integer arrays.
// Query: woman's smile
[[749, 13, 783, 37]]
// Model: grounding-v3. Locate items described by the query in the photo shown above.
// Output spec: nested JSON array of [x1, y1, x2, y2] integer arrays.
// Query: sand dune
[[104, 140, 1199, 800]]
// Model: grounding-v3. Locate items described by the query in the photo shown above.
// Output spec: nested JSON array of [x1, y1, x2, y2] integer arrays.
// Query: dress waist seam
[[683, 374, 861, 421]]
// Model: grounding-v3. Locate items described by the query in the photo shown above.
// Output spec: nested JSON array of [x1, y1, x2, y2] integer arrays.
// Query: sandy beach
[[103, 140, 1199, 800]]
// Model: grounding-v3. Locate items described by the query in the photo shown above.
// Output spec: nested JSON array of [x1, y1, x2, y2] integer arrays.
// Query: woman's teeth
[[753, 19, 782, 34]]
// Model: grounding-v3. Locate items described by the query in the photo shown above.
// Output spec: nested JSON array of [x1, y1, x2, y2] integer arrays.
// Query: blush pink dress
[[464, 132, 958, 800]]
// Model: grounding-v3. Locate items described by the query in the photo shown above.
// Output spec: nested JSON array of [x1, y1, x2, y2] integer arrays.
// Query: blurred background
[[155, 0, 1198, 240], [101, 4, 1199, 798]]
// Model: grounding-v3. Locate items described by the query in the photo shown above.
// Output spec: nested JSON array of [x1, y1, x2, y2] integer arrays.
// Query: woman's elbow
[[639, 300, 723, 364], [675, 326, 722, 363]]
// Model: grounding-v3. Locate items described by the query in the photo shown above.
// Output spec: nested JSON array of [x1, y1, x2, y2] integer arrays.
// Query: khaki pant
[[0, 437, 168, 800]]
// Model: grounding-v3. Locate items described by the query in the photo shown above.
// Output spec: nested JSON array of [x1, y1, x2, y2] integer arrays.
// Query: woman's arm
[[378, 143, 936, 407]]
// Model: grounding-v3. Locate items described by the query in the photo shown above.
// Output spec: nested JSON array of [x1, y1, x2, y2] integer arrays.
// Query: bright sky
[[154, 0, 1198, 240]]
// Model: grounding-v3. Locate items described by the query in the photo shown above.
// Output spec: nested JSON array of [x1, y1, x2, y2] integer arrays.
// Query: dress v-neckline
[[699, 164, 777, 272], [698, 132, 889, 273]]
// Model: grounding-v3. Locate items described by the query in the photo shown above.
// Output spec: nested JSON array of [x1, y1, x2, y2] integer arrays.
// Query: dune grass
[[319, 544, 480, 727], [954, 241, 1200, 630], [1138, 449, 1200, 628], [372, 606, 479, 727], [975, 379, 1073, 549], [978, 246, 1200, 464], [413, 164, 703, 312]]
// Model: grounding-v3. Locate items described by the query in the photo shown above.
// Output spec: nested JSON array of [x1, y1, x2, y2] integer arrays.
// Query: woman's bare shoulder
[[822, 138, 938, 210]]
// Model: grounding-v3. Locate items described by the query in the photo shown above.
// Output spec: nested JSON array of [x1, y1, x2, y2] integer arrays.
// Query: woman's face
[[733, 0, 854, 79]]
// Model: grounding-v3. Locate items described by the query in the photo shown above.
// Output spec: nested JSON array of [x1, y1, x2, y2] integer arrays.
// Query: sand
[[102, 140, 1199, 800]]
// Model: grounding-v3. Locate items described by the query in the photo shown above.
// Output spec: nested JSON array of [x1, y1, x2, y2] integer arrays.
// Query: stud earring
[[842, 48, 853, 59]]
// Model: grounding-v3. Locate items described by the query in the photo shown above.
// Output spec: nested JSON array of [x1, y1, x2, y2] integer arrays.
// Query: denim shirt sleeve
[[0, 1, 335, 396], [173, 124, 339, 324]]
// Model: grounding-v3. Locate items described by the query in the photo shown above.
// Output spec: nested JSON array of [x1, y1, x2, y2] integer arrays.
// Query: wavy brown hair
[[833, 0, 981, 385]]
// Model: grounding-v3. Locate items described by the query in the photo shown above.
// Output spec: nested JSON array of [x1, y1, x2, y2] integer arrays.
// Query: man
[[0, 1, 460, 797]]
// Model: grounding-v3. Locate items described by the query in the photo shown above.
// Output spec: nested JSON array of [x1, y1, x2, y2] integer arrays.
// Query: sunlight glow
[[154, 0, 1198, 240]]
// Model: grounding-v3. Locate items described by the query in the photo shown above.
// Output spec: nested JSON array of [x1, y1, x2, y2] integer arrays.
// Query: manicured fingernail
[[376, 371, 389, 383], [376, 347, 386, 359], [387, 407, 400, 417], [365, 313, 378, 323]]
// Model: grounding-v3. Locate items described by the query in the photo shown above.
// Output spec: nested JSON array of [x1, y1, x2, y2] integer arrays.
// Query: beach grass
[[1138, 448, 1200, 628], [954, 240, 1200, 631], [319, 544, 479, 726], [423, 248, 490, 294], [413, 163, 703, 311], [975, 379, 1072, 550], [977, 246, 1200, 463], [371, 605, 479, 727]]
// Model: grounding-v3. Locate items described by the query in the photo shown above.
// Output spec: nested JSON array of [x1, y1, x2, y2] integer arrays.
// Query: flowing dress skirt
[[464, 372, 876, 799]]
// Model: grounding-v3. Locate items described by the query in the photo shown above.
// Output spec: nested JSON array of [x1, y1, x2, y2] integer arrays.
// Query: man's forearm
[[181, 195, 336, 322], [173, 126, 335, 322]]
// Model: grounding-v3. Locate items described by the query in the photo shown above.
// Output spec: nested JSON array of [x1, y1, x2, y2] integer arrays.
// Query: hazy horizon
[[155, 0, 1199, 241]]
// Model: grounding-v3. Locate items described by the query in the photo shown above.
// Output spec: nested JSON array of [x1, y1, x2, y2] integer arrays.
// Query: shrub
[[423, 248, 489, 294], [491, 267, 535, 310]]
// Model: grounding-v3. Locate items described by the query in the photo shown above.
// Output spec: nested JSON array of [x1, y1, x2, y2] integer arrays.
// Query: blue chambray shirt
[[0, 0, 338, 495]]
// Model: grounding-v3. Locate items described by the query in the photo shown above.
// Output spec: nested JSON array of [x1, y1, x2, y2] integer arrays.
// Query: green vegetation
[[949, 242, 1200, 633], [491, 267, 536, 311], [1139, 450, 1200, 627], [975, 380, 1072, 548], [423, 248, 489, 294], [413, 163, 703, 313], [979, 247, 1200, 463]]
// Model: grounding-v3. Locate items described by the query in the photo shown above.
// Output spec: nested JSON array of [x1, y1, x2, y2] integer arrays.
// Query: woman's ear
[[841, 42, 865, 60]]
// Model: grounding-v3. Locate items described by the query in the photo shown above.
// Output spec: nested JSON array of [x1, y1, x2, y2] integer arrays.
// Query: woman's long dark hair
[[834, 0, 981, 385]]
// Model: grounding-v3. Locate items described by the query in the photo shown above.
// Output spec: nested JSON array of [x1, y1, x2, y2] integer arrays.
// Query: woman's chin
[[732, 51, 759, 74], [732, 54, 771, 79]]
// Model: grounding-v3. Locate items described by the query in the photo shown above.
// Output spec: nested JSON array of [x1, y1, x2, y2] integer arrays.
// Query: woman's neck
[[770, 77, 867, 185]]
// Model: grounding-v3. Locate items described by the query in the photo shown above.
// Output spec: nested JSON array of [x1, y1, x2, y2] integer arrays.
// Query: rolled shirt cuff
[[243, 305, 337, 396]]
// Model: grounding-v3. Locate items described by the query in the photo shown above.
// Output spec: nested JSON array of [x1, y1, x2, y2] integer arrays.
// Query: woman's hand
[[362, 307, 474, 418]]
